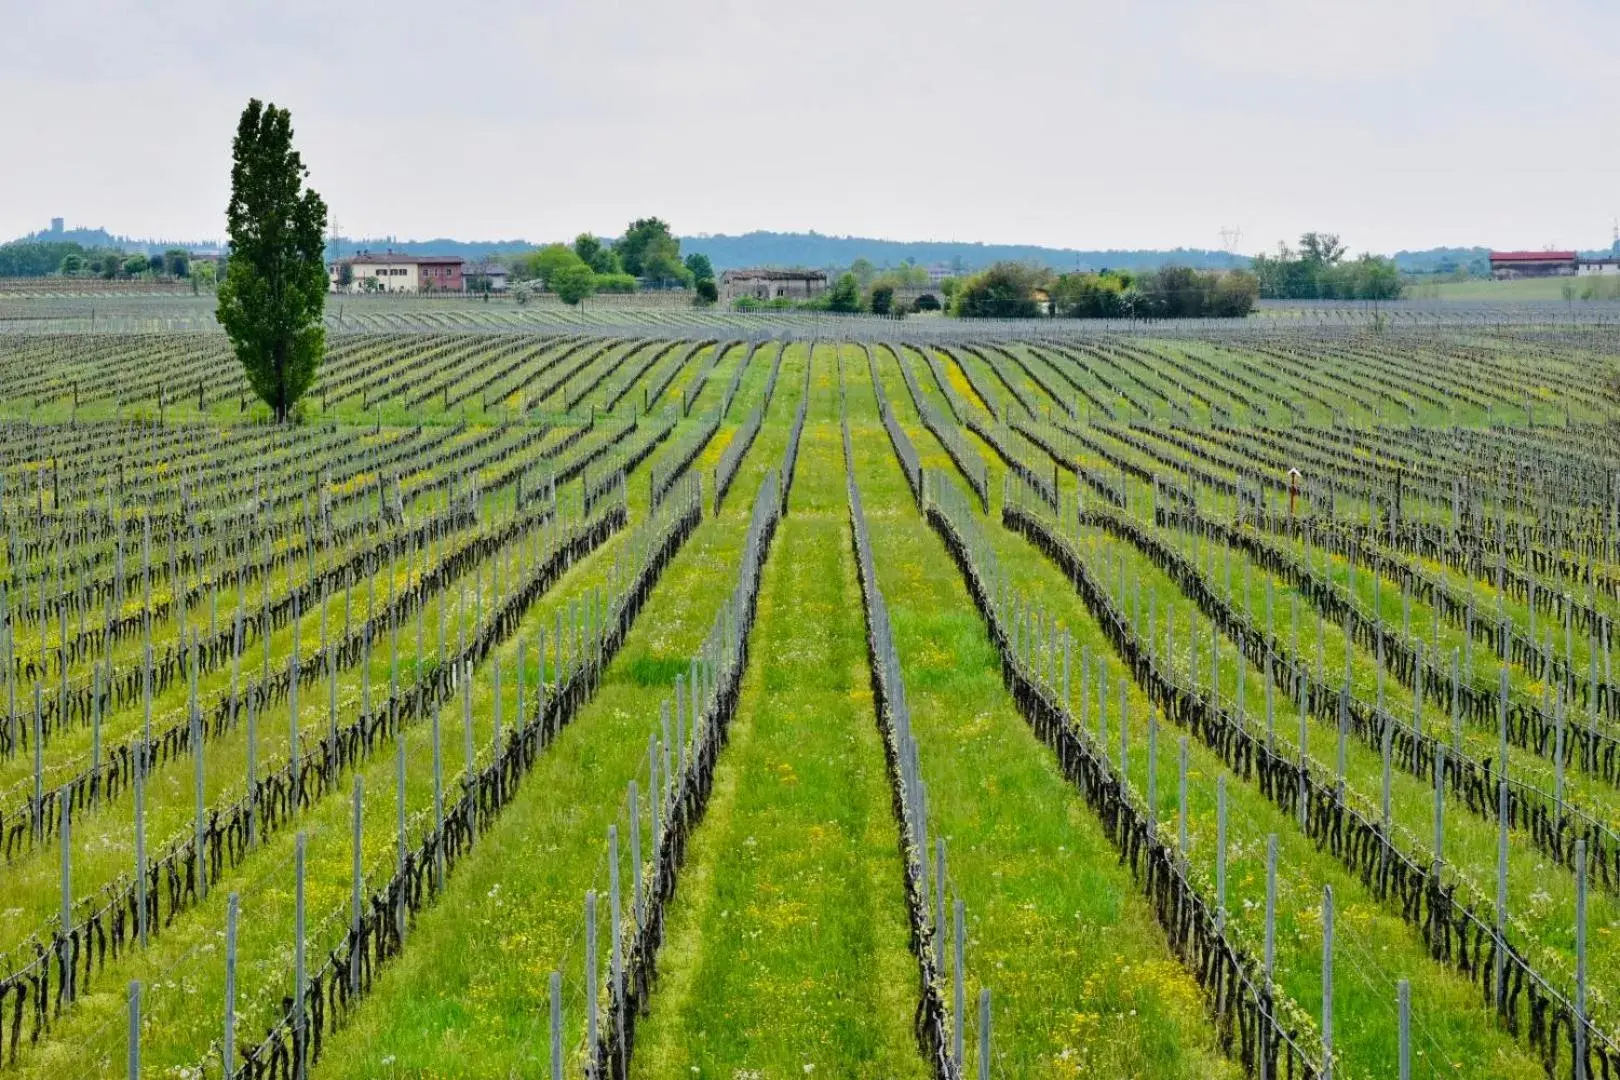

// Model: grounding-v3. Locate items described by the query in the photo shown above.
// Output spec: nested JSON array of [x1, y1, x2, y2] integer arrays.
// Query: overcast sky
[[2, 1, 1616, 255]]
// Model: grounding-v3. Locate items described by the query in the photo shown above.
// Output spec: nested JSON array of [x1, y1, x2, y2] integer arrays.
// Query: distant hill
[[677, 232, 1249, 272], [322, 232, 1249, 272], [11, 225, 223, 255], [1390, 246, 1492, 276], [325, 237, 535, 262], [8, 225, 1618, 279], [6, 227, 1252, 273]]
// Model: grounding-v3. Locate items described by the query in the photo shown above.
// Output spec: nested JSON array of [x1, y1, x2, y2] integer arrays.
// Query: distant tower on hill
[[49, 217, 64, 235], [1612, 218, 1618, 256]]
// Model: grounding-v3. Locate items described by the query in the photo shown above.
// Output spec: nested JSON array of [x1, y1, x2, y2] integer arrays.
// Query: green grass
[[310, 342, 799, 1078], [846, 345, 1236, 1079], [870, 341, 1545, 1078], [1409, 277, 1620, 302], [8, 322, 1620, 1078], [630, 357, 927, 1078], [0, 333, 749, 1077]]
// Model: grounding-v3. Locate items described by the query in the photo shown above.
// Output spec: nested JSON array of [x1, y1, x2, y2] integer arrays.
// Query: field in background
[[1407, 275, 1620, 302], [0, 309, 1617, 1078]]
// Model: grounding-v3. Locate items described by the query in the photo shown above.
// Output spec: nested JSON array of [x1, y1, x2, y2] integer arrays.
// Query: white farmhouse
[[329, 251, 465, 293]]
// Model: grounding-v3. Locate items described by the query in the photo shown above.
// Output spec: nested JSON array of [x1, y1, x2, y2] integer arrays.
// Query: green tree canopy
[[1051, 270, 1133, 318], [551, 262, 597, 307], [573, 233, 622, 274], [693, 278, 719, 306], [0, 240, 86, 277], [614, 217, 685, 281], [953, 262, 1044, 318], [825, 272, 861, 312], [1252, 235, 1401, 301], [1349, 255, 1401, 301], [1050, 266, 1256, 319], [641, 246, 690, 286], [217, 98, 328, 422], [593, 272, 638, 293], [683, 252, 714, 283], [122, 254, 149, 276], [869, 283, 894, 316], [527, 243, 588, 284], [163, 249, 190, 277], [1208, 270, 1260, 316], [1298, 231, 1347, 265]]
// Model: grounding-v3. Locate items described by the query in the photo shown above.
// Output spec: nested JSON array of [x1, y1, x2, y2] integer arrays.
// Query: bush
[[594, 273, 638, 293], [953, 262, 1043, 318], [733, 295, 802, 312], [913, 293, 941, 312], [551, 263, 596, 306], [825, 272, 861, 313], [869, 284, 894, 315], [1051, 266, 1255, 319], [694, 279, 719, 306], [1252, 235, 1402, 300], [1209, 271, 1259, 317], [1052, 272, 1131, 318]]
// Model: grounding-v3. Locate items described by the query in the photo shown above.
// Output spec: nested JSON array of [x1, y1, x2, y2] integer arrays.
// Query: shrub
[[594, 273, 638, 293], [825, 272, 861, 313], [953, 262, 1043, 318]]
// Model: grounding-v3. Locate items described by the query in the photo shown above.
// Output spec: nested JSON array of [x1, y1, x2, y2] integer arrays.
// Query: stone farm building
[[329, 252, 465, 293], [720, 268, 828, 301]]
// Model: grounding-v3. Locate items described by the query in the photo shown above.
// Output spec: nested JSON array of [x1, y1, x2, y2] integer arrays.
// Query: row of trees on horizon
[[0, 240, 214, 283], [12, 96, 1409, 422]]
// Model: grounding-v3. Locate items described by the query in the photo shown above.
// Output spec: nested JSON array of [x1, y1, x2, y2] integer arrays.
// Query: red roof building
[[329, 251, 465, 293], [1489, 251, 1577, 279]]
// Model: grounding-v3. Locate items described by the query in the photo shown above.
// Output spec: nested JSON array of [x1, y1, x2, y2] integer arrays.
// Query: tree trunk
[[274, 338, 289, 423]]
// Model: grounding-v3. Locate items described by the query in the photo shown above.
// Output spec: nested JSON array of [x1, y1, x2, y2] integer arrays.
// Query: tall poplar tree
[[217, 99, 328, 422]]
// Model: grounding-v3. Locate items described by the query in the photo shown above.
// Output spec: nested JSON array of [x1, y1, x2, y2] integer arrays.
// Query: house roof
[[338, 252, 464, 266], [1489, 251, 1576, 262], [719, 268, 828, 281]]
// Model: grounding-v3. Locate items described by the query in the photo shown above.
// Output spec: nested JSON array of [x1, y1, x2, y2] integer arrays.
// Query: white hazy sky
[[2, 1, 1616, 255]]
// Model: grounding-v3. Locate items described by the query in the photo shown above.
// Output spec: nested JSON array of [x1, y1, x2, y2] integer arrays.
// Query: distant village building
[[720, 268, 828, 301], [1577, 257, 1620, 277], [329, 252, 465, 293], [926, 263, 954, 285], [1489, 251, 1577, 279], [463, 262, 510, 292]]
